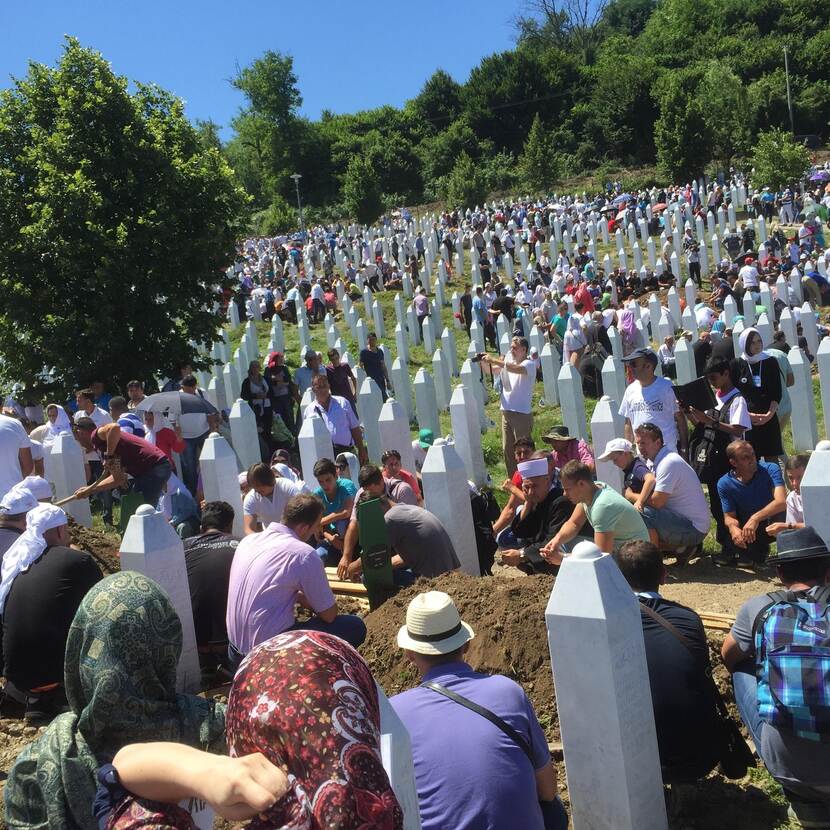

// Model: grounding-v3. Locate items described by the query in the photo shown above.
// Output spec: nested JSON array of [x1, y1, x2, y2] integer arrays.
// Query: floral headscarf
[[229, 630, 402, 830]]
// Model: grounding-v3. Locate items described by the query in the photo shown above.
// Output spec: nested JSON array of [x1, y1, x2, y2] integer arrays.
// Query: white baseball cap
[[598, 438, 635, 461]]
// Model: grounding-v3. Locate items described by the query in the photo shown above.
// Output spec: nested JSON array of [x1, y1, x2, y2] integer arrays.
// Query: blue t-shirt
[[391, 662, 549, 830], [313, 478, 357, 532], [717, 461, 783, 521]]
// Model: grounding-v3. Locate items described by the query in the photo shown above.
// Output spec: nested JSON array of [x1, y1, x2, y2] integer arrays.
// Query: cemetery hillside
[[4, 3, 830, 830]]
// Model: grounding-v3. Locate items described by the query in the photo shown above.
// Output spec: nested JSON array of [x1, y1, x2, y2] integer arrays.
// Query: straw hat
[[397, 591, 475, 655]]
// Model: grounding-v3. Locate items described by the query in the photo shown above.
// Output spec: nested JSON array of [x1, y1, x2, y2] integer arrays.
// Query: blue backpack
[[753, 587, 830, 742]]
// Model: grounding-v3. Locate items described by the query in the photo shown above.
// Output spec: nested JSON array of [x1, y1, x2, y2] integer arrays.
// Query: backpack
[[752, 586, 830, 742], [578, 344, 607, 399], [688, 402, 732, 484]]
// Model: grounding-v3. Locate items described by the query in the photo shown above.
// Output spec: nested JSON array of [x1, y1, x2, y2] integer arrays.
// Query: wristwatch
[[518, 549, 526, 562]]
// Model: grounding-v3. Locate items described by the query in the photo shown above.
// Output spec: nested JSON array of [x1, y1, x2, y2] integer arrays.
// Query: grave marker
[[591, 397, 625, 494], [557, 363, 588, 441], [228, 399, 260, 471], [449, 385, 488, 488], [199, 432, 244, 537], [414, 368, 441, 438], [358, 377, 384, 462], [378, 398, 417, 474], [49, 433, 92, 527], [789, 347, 819, 451]]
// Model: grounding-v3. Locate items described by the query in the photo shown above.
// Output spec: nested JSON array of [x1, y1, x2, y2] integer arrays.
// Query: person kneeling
[[613, 540, 721, 782], [226, 493, 366, 670]]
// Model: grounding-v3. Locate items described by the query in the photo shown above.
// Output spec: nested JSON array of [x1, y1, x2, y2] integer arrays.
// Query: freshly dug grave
[[68, 519, 121, 574]]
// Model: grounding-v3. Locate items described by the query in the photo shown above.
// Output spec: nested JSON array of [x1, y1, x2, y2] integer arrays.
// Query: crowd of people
[[2, 171, 830, 827]]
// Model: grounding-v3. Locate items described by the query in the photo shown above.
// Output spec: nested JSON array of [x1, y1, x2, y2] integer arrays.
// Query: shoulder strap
[[751, 590, 793, 646], [639, 600, 694, 652], [423, 682, 534, 764]]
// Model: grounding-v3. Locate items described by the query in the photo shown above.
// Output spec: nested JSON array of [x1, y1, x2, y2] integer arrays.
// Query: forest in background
[[197, 0, 830, 229]]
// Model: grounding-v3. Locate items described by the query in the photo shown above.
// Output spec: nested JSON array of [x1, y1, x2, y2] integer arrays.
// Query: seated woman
[[96, 631, 403, 830], [4, 571, 226, 830]]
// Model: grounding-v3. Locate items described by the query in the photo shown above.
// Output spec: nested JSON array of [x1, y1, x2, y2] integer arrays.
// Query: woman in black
[[264, 351, 295, 434], [732, 327, 783, 459]]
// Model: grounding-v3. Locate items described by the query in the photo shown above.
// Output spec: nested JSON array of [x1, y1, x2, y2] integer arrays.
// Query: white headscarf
[[739, 327, 770, 365], [43, 403, 72, 448], [0, 484, 38, 516], [0, 503, 67, 613], [19, 475, 53, 501]]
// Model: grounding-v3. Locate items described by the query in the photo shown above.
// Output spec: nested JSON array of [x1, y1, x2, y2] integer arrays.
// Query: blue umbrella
[[612, 193, 633, 205]]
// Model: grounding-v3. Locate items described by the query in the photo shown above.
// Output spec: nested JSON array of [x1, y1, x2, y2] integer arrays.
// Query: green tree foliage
[[0, 39, 247, 393], [749, 128, 810, 191], [222, 0, 829, 221], [342, 154, 383, 225], [442, 152, 487, 208], [518, 114, 559, 192]]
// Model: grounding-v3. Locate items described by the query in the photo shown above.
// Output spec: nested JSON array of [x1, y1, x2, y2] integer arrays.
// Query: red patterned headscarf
[[228, 630, 403, 830]]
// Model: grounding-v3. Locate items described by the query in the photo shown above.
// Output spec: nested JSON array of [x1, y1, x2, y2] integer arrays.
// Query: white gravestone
[[376, 684, 422, 830], [674, 337, 697, 386], [461, 358, 488, 432], [395, 323, 410, 366], [378, 398, 417, 474], [591, 397, 625, 494], [392, 358, 414, 423], [742, 292, 756, 328], [789, 347, 819, 451], [49, 433, 92, 527], [601, 355, 626, 412], [228, 399, 260, 471], [546, 541, 668, 830], [422, 439, 480, 576], [449, 385, 488, 488], [557, 363, 588, 441], [414, 368, 441, 438], [441, 327, 459, 378], [298, 413, 335, 483], [801, 302, 819, 358], [120, 505, 202, 694], [422, 319, 436, 356], [780, 307, 798, 348], [818, 337, 830, 439], [372, 300, 386, 339], [199, 432, 244, 538], [540, 343, 561, 407], [223, 361, 240, 407], [755, 312, 773, 349], [358, 377, 384, 462], [432, 349, 452, 412]]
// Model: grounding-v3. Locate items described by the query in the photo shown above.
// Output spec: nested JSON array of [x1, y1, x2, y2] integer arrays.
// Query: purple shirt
[[390, 662, 549, 830], [226, 523, 334, 654]]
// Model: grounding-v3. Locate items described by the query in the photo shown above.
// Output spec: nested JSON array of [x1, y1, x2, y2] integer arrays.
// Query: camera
[[470, 353, 487, 363]]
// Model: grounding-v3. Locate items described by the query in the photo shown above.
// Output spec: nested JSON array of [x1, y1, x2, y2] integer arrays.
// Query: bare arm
[[18, 447, 33, 478], [594, 530, 616, 553], [535, 761, 558, 802], [721, 633, 749, 673], [623, 418, 634, 444], [243, 514, 261, 535], [97, 422, 122, 456], [633, 473, 657, 511], [112, 743, 287, 821], [338, 519, 360, 579]]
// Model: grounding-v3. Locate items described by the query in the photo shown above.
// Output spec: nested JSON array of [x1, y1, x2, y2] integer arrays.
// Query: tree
[[232, 51, 302, 128], [518, 114, 559, 191], [749, 127, 810, 190], [442, 152, 488, 209], [409, 69, 463, 130], [341, 154, 383, 225], [0, 39, 247, 394]]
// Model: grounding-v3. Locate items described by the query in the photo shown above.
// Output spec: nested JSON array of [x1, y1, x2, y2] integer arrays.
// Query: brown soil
[[68, 519, 121, 574]]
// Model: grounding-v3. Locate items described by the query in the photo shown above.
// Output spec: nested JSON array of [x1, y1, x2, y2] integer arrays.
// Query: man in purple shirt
[[390, 591, 567, 830], [225, 493, 365, 666]]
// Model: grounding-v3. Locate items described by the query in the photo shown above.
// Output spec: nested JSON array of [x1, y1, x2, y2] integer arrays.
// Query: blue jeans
[[734, 667, 830, 815], [180, 432, 208, 497], [132, 460, 172, 507], [641, 505, 707, 549]]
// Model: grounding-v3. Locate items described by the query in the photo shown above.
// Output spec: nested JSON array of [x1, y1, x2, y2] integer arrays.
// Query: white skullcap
[[517, 458, 549, 479], [0, 485, 38, 516], [19, 475, 53, 501]]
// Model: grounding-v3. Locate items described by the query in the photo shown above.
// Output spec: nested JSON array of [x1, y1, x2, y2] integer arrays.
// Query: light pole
[[290, 173, 304, 235], [784, 46, 795, 135]]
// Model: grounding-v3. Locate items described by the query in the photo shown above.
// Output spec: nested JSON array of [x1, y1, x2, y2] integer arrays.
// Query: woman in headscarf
[[619, 308, 640, 357], [4, 571, 226, 830], [141, 411, 185, 465], [42, 403, 72, 449], [732, 326, 783, 460], [96, 630, 403, 830]]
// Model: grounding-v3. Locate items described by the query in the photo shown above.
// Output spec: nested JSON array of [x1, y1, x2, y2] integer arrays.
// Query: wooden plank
[[328, 579, 369, 597]]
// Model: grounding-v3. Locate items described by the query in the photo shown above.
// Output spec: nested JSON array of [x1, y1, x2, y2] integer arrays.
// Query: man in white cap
[[0, 485, 38, 564], [17, 475, 53, 503], [0, 503, 102, 721], [597, 438, 655, 509], [390, 591, 566, 830]]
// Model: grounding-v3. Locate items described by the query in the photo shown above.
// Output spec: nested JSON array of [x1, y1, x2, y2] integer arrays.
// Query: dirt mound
[[68, 519, 121, 574], [361, 571, 560, 739]]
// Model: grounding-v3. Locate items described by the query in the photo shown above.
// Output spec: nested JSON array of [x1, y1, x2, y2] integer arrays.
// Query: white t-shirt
[[738, 265, 759, 288], [243, 478, 305, 526], [179, 413, 209, 439], [619, 377, 680, 451], [74, 406, 113, 461], [499, 358, 536, 415], [786, 490, 803, 525], [714, 389, 752, 442], [0, 414, 32, 500], [652, 448, 711, 533]]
